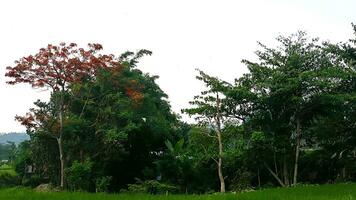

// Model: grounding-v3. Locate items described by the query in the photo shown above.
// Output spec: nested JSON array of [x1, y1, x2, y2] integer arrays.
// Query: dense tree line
[[4, 25, 356, 193], [0, 143, 15, 161]]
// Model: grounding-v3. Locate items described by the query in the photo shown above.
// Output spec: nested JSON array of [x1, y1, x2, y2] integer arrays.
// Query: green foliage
[[12, 141, 31, 178], [182, 69, 230, 125], [21, 175, 42, 188], [0, 166, 19, 188], [95, 176, 112, 193], [229, 169, 253, 192], [0, 143, 12, 161], [66, 159, 93, 191], [125, 180, 179, 194], [250, 132, 265, 143], [165, 139, 185, 156], [0, 173, 19, 188]]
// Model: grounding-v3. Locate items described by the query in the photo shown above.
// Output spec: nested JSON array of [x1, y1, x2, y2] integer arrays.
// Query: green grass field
[[0, 183, 355, 200], [0, 164, 17, 176]]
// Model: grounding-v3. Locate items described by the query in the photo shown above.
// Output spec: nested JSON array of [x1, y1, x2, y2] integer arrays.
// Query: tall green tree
[[14, 49, 180, 191], [183, 69, 231, 192], [238, 31, 350, 186], [5, 43, 114, 188]]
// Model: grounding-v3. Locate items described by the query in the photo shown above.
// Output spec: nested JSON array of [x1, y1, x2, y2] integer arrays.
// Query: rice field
[[0, 164, 17, 176]]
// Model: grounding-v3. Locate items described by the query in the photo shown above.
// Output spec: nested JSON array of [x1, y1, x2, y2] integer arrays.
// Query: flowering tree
[[5, 42, 120, 188]]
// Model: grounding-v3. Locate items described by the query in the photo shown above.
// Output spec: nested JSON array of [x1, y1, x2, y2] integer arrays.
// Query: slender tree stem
[[216, 93, 225, 193], [293, 117, 301, 186]]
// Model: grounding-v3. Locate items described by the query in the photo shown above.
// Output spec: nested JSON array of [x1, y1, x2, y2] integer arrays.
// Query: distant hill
[[0, 132, 30, 145]]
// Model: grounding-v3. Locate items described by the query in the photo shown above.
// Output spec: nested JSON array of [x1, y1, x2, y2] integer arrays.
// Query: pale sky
[[0, 0, 355, 133]]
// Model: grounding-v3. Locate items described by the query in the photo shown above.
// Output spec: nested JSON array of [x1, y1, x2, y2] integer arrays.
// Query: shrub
[[66, 159, 93, 191], [229, 170, 253, 192], [95, 176, 112, 193], [0, 171, 20, 188], [125, 179, 179, 194], [21, 174, 42, 188]]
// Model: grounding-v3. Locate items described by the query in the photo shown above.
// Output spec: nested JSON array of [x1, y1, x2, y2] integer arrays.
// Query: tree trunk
[[215, 93, 225, 193], [257, 168, 261, 188], [80, 149, 84, 162], [293, 118, 301, 186], [57, 136, 65, 189], [274, 152, 278, 177], [217, 131, 225, 192], [342, 167, 346, 181], [58, 92, 65, 189], [264, 162, 285, 187], [283, 156, 290, 186]]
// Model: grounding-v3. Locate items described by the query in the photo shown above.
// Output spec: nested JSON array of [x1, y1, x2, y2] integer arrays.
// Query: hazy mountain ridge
[[0, 132, 29, 145]]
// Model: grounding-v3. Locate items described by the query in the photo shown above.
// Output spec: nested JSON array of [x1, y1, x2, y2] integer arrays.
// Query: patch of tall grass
[[1, 183, 355, 200]]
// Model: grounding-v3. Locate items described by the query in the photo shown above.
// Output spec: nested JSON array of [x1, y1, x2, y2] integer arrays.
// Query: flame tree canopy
[[5, 43, 181, 190]]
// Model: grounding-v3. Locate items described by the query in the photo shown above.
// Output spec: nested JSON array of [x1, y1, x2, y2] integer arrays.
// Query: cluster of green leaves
[[125, 179, 179, 194]]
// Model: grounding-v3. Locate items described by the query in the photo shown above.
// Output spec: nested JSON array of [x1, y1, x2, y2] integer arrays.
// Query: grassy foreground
[[1, 183, 355, 200]]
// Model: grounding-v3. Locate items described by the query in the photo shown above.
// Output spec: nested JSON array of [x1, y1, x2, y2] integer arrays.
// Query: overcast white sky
[[0, 0, 355, 133]]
